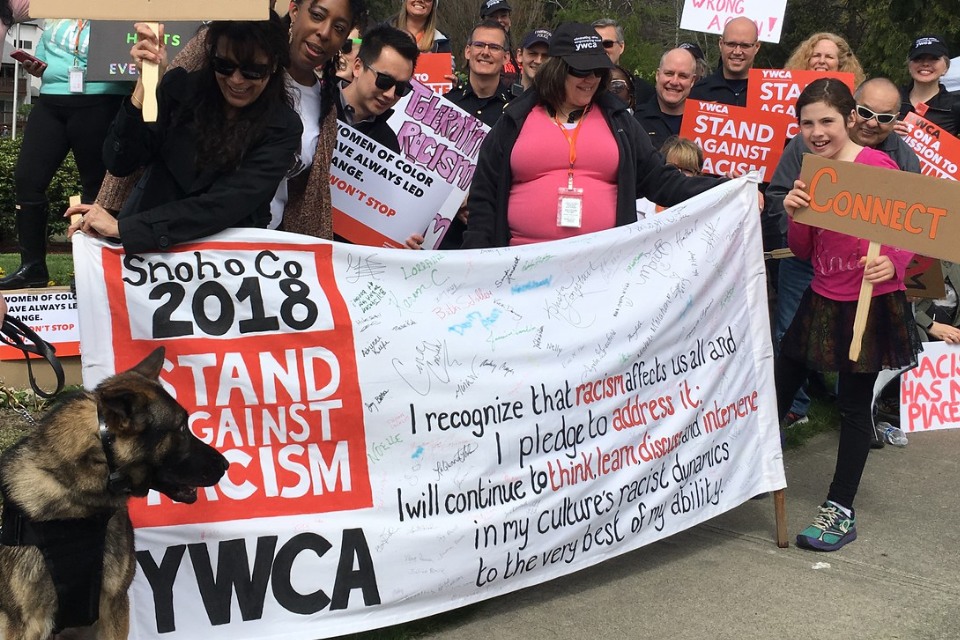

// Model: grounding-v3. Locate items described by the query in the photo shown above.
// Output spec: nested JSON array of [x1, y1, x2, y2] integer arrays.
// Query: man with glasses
[[445, 20, 513, 128], [592, 18, 655, 105], [338, 24, 419, 153], [635, 47, 699, 151], [690, 16, 759, 107]]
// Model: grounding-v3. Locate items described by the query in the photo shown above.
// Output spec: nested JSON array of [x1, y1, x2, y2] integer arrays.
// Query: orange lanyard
[[553, 106, 589, 189], [73, 20, 87, 63]]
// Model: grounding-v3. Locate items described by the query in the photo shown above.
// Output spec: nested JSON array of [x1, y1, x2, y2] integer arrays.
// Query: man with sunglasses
[[592, 18, 654, 105], [690, 16, 759, 107], [338, 24, 419, 154], [444, 19, 513, 128]]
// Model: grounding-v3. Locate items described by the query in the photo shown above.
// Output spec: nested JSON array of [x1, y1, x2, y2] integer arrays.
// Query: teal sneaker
[[796, 502, 857, 551]]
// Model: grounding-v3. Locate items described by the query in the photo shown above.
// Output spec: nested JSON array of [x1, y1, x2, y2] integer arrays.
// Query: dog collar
[[99, 412, 132, 496]]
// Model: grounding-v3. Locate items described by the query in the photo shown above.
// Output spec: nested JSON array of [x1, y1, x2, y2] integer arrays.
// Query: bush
[[0, 135, 81, 246]]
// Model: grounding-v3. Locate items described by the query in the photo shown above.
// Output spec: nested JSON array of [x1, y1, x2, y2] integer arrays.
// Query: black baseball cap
[[909, 35, 949, 60], [480, 0, 511, 17], [679, 42, 705, 62], [521, 28, 552, 50], [548, 22, 615, 72]]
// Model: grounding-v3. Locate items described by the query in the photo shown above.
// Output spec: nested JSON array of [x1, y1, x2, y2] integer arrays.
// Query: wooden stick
[[141, 22, 160, 123], [849, 241, 881, 361], [773, 489, 788, 548], [68, 195, 82, 227]]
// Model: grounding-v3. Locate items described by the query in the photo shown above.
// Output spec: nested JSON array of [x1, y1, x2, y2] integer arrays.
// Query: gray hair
[[591, 18, 624, 43]]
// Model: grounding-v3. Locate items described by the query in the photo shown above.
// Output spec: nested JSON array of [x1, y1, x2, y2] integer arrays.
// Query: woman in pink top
[[781, 78, 920, 552]]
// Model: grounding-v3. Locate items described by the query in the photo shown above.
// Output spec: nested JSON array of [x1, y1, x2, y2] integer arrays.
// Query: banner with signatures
[[73, 177, 785, 640]]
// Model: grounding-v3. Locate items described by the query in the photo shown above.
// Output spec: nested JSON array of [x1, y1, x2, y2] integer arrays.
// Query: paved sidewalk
[[413, 429, 960, 640]]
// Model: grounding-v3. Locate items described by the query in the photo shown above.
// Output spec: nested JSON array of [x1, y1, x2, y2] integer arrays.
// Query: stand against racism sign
[[679, 0, 788, 43], [900, 342, 960, 432], [746, 69, 855, 138], [74, 179, 785, 639], [680, 100, 789, 182]]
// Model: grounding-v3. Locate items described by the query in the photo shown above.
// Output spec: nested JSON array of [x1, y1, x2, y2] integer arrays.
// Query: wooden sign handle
[[68, 195, 82, 225], [849, 241, 882, 361], [141, 22, 160, 123]]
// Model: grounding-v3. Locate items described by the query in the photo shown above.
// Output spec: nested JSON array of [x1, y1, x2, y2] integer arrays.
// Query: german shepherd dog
[[0, 347, 228, 640]]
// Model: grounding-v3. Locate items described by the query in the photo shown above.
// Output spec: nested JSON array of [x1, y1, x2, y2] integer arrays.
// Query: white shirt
[[269, 73, 322, 229]]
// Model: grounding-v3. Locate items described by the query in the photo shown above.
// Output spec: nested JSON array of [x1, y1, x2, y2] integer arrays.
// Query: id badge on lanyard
[[69, 20, 87, 93], [554, 109, 588, 228]]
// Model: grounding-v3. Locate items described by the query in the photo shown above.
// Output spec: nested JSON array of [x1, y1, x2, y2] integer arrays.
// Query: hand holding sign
[[131, 22, 167, 121]]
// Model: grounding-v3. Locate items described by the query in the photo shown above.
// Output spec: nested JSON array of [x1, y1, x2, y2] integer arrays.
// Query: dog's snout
[[218, 455, 229, 473]]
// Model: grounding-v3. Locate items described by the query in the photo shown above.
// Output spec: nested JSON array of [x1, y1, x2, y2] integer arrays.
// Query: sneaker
[[796, 502, 857, 551], [782, 412, 809, 429]]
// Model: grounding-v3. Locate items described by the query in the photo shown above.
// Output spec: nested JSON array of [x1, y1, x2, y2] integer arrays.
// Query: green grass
[[782, 373, 841, 449], [0, 252, 75, 287]]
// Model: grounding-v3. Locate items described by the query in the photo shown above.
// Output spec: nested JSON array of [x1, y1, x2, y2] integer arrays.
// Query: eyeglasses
[[341, 38, 362, 55], [720, 40, 757, 51], [364, 63, 413, 97], [470, 41, 505, 53], [855, 104, 898, 124], [212, 56, 270, 81], [601, 39, 621, 49], [568, 67, 603, 78], [609, 80, 628, 94]]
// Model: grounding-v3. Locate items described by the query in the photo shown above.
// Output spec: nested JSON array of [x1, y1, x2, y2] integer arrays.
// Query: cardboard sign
[[747, 68, 855, 138], [87, 21, 202, 82], [413, 52, 454, 95], [679, 0, 788, 43], [901, 342, 960, 432], [905, 255, 947, 300], [899, 112, 960, 181], [795, 155, 960, 263], [30, 0, 265, 20], [73, 177, 786, 639], [0, 289, 80, 359], [680, 99, 790, 182]]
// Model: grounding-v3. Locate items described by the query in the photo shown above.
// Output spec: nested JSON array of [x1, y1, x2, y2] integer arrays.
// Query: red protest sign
[[680, 100, 790, 181], [414, 53, 454, 95], [748, 68, 855, 138], [900, 112, 960, 181]]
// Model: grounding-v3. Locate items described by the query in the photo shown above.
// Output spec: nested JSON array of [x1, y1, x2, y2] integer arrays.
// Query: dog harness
[[0, 496, 114, 631]]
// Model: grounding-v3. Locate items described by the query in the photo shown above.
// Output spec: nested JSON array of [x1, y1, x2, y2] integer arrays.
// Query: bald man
[[689, 17, 759, 107], [635, 47, 699, 150]]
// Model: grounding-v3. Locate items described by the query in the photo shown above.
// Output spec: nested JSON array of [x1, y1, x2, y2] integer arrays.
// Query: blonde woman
[[390, 0, 450, 53], [784, 32, 866, 88]]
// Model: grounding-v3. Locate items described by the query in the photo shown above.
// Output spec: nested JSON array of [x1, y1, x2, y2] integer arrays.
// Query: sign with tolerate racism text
[[29, 0, 266, 20], [414, 53, 455, 95], [795, 155, 960, 263], [73, 177, 785, 640], [747, 69, 855, 138], [679, 0, 788, 43], [901, 342, 960, 432], [0, 290, 79, 359], [680, 100, 789, 182], [899, 112, 960, 181], [87, 21, 203, 82]]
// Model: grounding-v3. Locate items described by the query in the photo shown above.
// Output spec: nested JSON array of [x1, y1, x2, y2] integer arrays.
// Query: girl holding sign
[[782, 78, 920, 551]]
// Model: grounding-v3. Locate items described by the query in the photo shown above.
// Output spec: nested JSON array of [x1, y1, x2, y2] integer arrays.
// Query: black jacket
[[689, 70, 748, 107], [335, 86, 401, 153], [462, 89, 720, 248], [106, 68, 302, 253], [899, 82, 960, 136], [634, 97, 680, 151], [444, 79, 513, 128]]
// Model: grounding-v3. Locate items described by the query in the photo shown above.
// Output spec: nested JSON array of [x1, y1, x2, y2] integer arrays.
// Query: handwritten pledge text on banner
[[73, 178, 785, 640]]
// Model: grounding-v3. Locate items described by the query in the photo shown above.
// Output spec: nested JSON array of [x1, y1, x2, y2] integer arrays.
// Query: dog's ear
[[130, 347, 166, 380], [98, 386, 151, 433]]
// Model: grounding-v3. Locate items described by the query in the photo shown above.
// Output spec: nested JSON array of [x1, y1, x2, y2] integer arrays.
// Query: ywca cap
[[548, 22, 615, 72], [679, 42, 705, 62], [909, 35, 949, 60], [521, 28, 552, 50], [480, 0, 512, 17]]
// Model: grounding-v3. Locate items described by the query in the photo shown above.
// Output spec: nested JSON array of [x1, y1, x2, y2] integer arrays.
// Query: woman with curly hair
[[784, 32, 866, 88]]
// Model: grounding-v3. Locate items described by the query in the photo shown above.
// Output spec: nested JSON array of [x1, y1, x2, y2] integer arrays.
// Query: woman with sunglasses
[[389, 0, 450, 54], [609, 65, 636, 112], [898, 35, 960, 136], [336, 17, 376, 84], [462, 22, 719, 249], [70, 17, 302, 253]]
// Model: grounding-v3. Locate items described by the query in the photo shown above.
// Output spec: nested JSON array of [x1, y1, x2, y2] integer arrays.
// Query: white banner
[[901, 341, 960, 432], [73, 178, 784, 639], [679, 0, 788, 43]]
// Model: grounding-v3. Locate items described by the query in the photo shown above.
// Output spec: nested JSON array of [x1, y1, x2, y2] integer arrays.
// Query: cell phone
[[10, 49, 46, 69]]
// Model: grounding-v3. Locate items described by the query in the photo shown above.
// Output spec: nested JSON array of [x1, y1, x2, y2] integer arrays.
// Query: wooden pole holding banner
[[774, 489, 788, 548], [849, 241, 881, 361], [29, 0, 267, 122]]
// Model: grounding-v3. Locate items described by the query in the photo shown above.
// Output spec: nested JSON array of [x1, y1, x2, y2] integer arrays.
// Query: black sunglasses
[[365, 63, 412, 97], [855, 104, 898, 124], [601, 39, 620, 49], [568, 67, 603, 78], [341, 38, 362, 55], [212, 56, 271, 81]]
